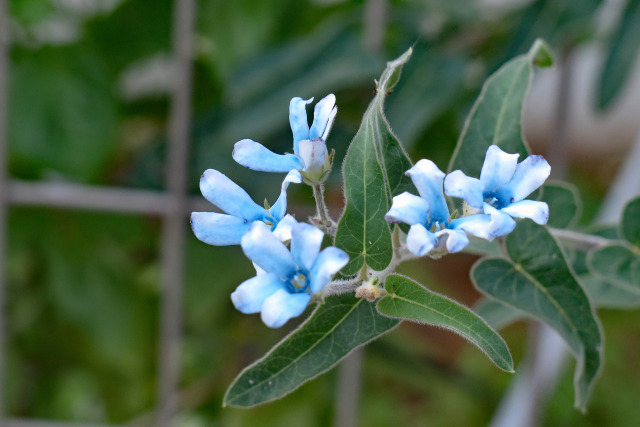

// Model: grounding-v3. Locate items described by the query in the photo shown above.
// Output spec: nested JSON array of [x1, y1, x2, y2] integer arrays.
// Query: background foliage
[[5, 0, 640, 425]]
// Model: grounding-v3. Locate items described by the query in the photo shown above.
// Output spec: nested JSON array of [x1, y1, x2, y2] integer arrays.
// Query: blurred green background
[[5, 0, 640, 425]]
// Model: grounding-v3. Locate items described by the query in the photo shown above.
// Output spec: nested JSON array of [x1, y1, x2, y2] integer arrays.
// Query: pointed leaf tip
[[529, 39, 554, 67], [378, 47, 413, 92]]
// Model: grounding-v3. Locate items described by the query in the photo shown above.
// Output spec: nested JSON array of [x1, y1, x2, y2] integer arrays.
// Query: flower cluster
[[386, 145, 550, 257], [192, 95, 346, 327]]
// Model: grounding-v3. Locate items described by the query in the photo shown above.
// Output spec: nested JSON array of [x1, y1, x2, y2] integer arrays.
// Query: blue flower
[[231, 221, 349, 328], [385, 159, 501, 257], [232, 94, 337, 181], [444, 145, 550, 233], [191, 169, 301, 246]]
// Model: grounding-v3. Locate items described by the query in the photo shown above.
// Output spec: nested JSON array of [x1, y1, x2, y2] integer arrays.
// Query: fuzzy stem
[[311, 182, 335, 229]]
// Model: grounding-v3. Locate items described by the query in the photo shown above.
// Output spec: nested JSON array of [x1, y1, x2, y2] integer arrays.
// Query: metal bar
[[156, 0, 196, 425], [334, 348, 364, 427], [6, 180, 211, 215], [0, 0, 10, 421]]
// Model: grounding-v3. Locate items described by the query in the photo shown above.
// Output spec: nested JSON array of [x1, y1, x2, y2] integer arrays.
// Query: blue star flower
[[444, 145, 550, 233], [191, 169, 301, 246], [385, 159, 502, 257], [232, 94, 337, 181], [231, 221, 349, 328]]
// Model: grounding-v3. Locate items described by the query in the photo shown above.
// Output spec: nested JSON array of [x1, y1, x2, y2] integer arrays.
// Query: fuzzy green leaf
[[335, 48, 415, 275], [223, 293, 399, 407], [472, 220, 602, 410], [448, 39, 553, 176], [621, 196, 640, 247], [587, 244, 640, 292], [540, 180, 582, 228], [587, 196, 640, 291], [377, 274, 514, 372]]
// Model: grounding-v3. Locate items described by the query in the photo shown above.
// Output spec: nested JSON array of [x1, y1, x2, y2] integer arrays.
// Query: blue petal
[[444, 170, 484, 209], [261, 289, 311, 328], [272, 214, 297, 242], [309, 246, 349, 293], [289, 97, 313, 153], [199, 169, 266, 221], [435, 228, 469, 253], [450, 214, 493, 241], [241, 222, 297, 281], [233, 139, 303, 172], [406, 160, 450, 223], [190, 212, 250, 245], [406, 223, 438, 256], [484, 203, 516, 238], [499, 155, 551, 202], [385, 192, 430, 225], [501, 200, 549, 225], [298, 138, 328, 174], [479, 145, 519, 192], [230, 273, 286, 314], [270, 169, 302, 221], [291, 222, 324, 272], [309, 94, 337, 140]]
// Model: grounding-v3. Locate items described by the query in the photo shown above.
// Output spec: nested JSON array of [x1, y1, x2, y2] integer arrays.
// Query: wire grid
[[0, 0, 196, 425]]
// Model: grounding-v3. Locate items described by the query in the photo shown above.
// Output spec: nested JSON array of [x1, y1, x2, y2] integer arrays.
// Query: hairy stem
[[311, 183, 335, 231]]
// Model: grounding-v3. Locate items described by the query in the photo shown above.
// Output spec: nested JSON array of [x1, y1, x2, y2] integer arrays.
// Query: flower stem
[[311, 182, 335, 231]]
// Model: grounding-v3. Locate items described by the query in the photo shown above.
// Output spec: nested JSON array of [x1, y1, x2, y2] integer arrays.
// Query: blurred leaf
[[503, 0, 601, 60], [541, 180, 582, 228], [472, 220, 603, 410], [223, 293, 399, 407], [377, 274, 514, 372], [335, 48, 414, 275], [587, 197, 640, 292], [9, 45, 118, 182], [473, 297, 526, 330], [621, 196, 640, 246], [588, 245, 640, 292], [581, 275, 640, 309], [386, 47, 466, 148], [597, 0, 640, 109], [448, 40, 553, 176]]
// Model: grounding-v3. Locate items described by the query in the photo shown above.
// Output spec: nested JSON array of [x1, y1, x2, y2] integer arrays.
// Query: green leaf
[[335, 48, 415, 275], [223, 293, 399, 407], [448, 39, 553, 176], [472, 220, 603, 410], [581, 275, 640, 309], [540, 180, 582, 228], [473, 297, 526, 330], [621, 196, 640, 247], [597, 0, 640, 109], [377, 274, 514, 372], [587, 244, 640, 292], [587, 196, 640, 291]]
